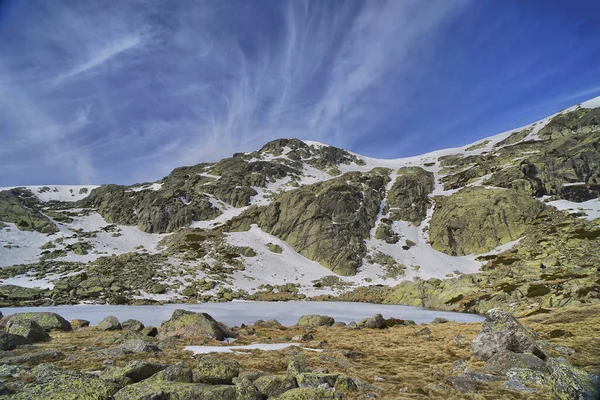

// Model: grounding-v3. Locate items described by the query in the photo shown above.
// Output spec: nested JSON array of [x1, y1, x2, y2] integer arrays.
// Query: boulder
[[158, 310, 228, 340], [140, 326, 158, 337], [358, 314, 386, 329], [502, 380, 536, 393], [296, 315, 335, 327], [119, 339, 160, 353], [547, 357, 598, 400], [506, 368, 548, 386], [4, 312, 71, 331], [97, 315, 122, 331], [0, 285, 42, 301], [71, 319, 90, 329], [471, 310, 545, 361], [449, 372, 502, 393], [1, 350, 63, 365], [195, 356, 240, 384], [482, 351, 547, 374], [10, 364, 119, 400], [0, 332, 31, 351], [272, 387, 339, 399], [100, 361, 168, 385], [121, 319, 144, 332], [236, 375, 262, 400], [253, 374, 298, 397], [6, 319, 50, 343]]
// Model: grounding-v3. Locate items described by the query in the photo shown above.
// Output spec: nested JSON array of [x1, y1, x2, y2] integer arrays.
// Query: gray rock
[[100, 360, 168, 385], [121, 319, 145, 332], [547, 357, 598, 400], [1, 350, 63, 365], [431, 317, 449, 324], [253, 374, 298, 397], [119, 339, 160, 353], [471, 309, 545, 361], [449, 372, 502, 393], [502, 380, 536, 393], [554, 346, 575, 356], [158, 309, 229, 340], [253, 319, 283, 328], [414, 326, 432, 336], [154, 362, 194, 383], [6, 319, 50, 343], [506, 368, 548, 386], [140, 326, 158, 337], [3, 312, 71, 331], [296, 315, 335, 327], [0, 364, 24, 378], [0, 332, 31, 351], [236, 375, 262, 400], [291, 333, 313, 342], [346, 322, 359, 330], [358, 314, 386, 329], [195, 356, 239, 384], [482, 351, 547, 374], [97, 315, 122, 331]]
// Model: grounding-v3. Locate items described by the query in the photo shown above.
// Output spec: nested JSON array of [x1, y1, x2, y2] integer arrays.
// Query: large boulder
[[10, 364, 119, 400], [97, 315, 122, 331], [482, 351, 547, 374], [296, 315, 335, 327], [547, 357, 598, 400], [236, 375, 262, 400], [6, 319, 50, 343], [272, 387, 339, 399], [119, 339, 160, 353], [358, 314, 386, 329], [100, 361, 168, 386], [121, 319, 144, 332], [158, 310, 229, 340], [0, 331, 31, 350], [3, 312, 71, 332], [253, 374, 298, 397], [471, 310, 546, 361], [195, 356, 239, 384], [429, 187, 545, 255]]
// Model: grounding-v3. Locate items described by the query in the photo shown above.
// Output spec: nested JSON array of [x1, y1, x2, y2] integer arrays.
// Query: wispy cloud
[[0, 0, 467, 185]]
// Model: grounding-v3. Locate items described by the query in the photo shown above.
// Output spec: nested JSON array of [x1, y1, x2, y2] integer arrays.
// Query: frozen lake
[[0, 301, 484, 326]]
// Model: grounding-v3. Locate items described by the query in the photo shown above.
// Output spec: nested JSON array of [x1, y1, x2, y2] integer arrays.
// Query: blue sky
[[1, 0, 600, 186]]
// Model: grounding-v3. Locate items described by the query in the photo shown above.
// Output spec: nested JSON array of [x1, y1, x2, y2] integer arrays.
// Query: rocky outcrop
[[226, 170, 389, 275], [429, 187, 545, 255], [0, 188, 58, 233], [385, 167, 434, 225], [5, 319, 49, 343]]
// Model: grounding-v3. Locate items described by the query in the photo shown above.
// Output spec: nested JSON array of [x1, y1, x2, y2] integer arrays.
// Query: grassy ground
[[6, 304, 600, 399]]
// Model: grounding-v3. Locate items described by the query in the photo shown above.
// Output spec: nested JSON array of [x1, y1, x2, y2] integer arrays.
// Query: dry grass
[[11, 304, 600, 399]]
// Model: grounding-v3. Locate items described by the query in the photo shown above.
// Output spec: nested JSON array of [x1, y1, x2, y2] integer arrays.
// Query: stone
[[119, 339, 160, 353], [140, 326, 158, 337], [253, 374, 298, 397], [414, 326, 432, 336], [6, 319, 50, 343], [0, 332, 31, 351], [296, 315, 335, 327], [471, 309, 546, 361], [506, 368, 548, 386], [1, 350, 63, 365], [554, 346, 575, 356], [358, 314, 386, 329], [385, 318, 416, 327], [100, 361, 168, 385], [271, 387, 339, 399], [502, 380, 536, 393], [158, 309, 228, 340], [482, 351, 547, 374], [97, 315, 122, 331], [291, 333, 313, 342], [432, 317, 449, 324], [10, 364, 119, 400], [121, 319, 144, 332], [71, 319, 90, 329], [195, 356, 239, 384], [235, 375, 262, 400], [114, 381, 236, 400], [547, 357, 598, 400], [253, 319, 283, 328], [449, 372, 502, 393], [3, 312, 71, 331]]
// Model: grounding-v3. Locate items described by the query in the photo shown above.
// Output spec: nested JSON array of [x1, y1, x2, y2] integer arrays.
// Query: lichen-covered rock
[[449, 372, 502, 393], [1, 350, 63, 365], [158, 309, 228, 340], [9, 364, 119, 400], [271, 387, 339, 399], [235, 375, 262, 400], [253, 374, 298, 397], [296, 314, 335, 327], [0, 285, 42, 301], [0, 332, 31, 350], [5, 312, 72, 331], [140, 326, 158, 337], [97, 315, 122, 331], [114, 381, 236, 400], [121, 319, 145, 332], [358, 314, 386, 329], [430, 187, 545, 255], [6, 319, 50, 343], [506, 368, 548, 386], [100, 361, 168, 385], [119, 339, 160, 353], [471, 310, 545, 361], [502, 380, 536, 393], [195, 356, 239, 384], [547, 357, 598, 400], [385, 167, 434, 225], [482, 351, 547, 374]]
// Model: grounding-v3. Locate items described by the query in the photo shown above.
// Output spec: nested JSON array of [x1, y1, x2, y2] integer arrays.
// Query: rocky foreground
[[0, 305, 598, 399]]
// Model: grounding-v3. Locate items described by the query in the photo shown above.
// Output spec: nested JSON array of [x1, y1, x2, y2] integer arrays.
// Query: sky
[[1, 0, 600, 186]]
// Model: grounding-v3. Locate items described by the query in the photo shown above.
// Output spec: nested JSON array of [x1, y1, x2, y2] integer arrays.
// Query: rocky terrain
[[1, 97, 599, 314], [0, 306, 597, 399]]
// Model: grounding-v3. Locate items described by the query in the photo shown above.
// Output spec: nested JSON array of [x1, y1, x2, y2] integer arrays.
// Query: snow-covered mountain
[[1, 97, 599, 312]]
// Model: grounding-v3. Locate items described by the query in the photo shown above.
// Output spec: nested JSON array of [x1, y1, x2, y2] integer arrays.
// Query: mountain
[[1, 97, 599, 313]]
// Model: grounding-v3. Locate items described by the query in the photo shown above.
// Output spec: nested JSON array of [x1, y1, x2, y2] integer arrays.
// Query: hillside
[[1, 97, 599, 313]]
